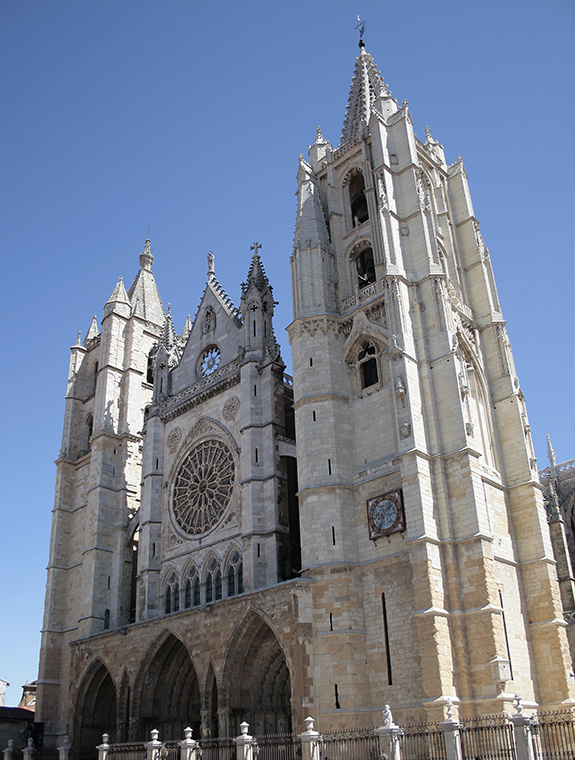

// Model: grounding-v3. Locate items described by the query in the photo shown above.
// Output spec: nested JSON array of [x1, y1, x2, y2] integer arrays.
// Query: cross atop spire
[[250, 241, 262, 258]]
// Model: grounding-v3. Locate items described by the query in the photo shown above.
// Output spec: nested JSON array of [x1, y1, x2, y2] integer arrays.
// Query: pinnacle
[[245, 246, 271, 293], [107, 275, 130, 305], [341, 46, 390, 145]]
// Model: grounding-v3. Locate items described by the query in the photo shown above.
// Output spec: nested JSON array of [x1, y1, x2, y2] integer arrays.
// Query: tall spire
[[244, 242, 271, 293], [341, 45, 395, 145], [547, 434, 557, 469]]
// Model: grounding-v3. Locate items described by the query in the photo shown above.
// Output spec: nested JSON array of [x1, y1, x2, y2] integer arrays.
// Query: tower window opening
[[382, 592, 393, 685], [332, 526, 336, 546], [255, 447, 259, 464], [253, 320, 257, 337], [330, 612, 333, 631], [146, 352, 154, 384], [328, 458, 332, 475], [254, 384, 257, 397], [349, 172, 369, 225], [104, 609, 110, 629], [313, 410, 316, 422], [310, 357, 313, 367], [335, 684, 341, 709], [359, 341, 379, 389], [356, 247, 375, 288]]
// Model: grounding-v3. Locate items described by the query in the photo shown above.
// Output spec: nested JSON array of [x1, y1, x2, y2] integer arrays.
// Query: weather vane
[[356, 15, 366, 42]]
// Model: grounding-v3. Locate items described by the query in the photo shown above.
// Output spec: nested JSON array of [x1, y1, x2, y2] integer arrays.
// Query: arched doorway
[[76, 661, 117, 759], [225, 614, 292, 736], [136, 633, 201, 740]]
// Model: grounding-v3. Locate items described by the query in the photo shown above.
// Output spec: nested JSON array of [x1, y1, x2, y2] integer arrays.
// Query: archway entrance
[[76, 662, 117, 759], [137, 634, 201, 740], [226, 615, 291, 736]]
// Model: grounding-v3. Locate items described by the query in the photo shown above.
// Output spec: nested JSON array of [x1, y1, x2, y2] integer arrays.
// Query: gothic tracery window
[[227, 551, 243, 597], [164, 572, 179, 614], [184, 566, 198, 609]]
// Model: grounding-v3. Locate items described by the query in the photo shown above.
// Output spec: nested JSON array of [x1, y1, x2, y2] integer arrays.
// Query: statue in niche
[[202, 305, 216, 335]]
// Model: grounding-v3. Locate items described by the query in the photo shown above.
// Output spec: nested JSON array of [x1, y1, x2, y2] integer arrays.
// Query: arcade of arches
[[74, 615, 291, 754]]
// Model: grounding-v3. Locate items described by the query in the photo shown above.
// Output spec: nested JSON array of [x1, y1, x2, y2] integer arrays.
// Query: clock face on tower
[[367, 490, 405, 539]]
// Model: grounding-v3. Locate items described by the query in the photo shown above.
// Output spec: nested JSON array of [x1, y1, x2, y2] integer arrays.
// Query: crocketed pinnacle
[[341, 45, 390, 145], [293, 158, 330, 252], [160, 304, 176, 348], [245, 250, 271, 293], [85, 314, 100, 343], [547, 434, 557, 469]]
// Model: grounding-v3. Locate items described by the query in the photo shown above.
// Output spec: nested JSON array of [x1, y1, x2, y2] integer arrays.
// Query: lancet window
[[184, 566, 200, 609], [356, 247, 375, 288], [358, 341, 379, 389], [349, 172, 369, 226], [164, 572, 179, 614], [227, 551, 244, 597]]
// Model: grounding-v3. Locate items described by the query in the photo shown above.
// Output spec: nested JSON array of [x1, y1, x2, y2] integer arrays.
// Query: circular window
[[172, 439, 235, 535], [199, 345, 221, 377]]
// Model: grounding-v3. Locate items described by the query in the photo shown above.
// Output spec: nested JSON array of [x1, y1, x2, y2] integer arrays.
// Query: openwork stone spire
[[341, 45, 390, 145]]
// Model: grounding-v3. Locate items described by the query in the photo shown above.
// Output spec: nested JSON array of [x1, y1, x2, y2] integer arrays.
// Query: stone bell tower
[[288, 39, 574, 720]]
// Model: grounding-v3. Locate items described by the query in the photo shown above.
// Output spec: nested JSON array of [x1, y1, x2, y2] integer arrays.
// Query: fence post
[[147, 730, 162, 760], [509, 694, 536, 760], [3, 739, 14, 760], [233, 722, 257, 760], [375, 706, 402, 760], [299, 717, 321, 760], [58, 735, 71, 760], [180, 727, 200, 760], [97, 733, 110, 760], [22, 738, 34, 760]]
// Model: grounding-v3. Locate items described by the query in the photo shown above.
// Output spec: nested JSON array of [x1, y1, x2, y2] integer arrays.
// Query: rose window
[[199, 345, 221, 377], [172, 439, 234, 535]]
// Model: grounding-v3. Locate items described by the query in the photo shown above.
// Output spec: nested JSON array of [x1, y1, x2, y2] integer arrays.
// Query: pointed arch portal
[[137, 634, 201, 740], [226, 615, 291, 736], [76, 662, 117, 759]]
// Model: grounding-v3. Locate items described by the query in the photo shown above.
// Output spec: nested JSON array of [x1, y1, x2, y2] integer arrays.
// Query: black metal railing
[[400, 722, 447, 760], [319, 727, 380, 760], [460, 716, 516, 760], [532, 710, 575, 760]]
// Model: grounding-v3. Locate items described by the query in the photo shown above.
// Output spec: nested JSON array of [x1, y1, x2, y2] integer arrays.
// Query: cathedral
[[36, 40, 575, 754]]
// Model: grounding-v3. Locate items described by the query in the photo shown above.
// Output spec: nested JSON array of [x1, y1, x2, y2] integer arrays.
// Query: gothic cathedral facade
[[37, 42, 574, 754]]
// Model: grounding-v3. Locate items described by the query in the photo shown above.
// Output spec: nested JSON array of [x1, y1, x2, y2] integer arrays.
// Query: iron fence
[[255, 733, 301, 760], [460, 716, 515, 760], [319, 727, 380, 760], [400, 722, 447, 760], [532, 710, 575, 760], [106, 742, 146, 760], [200, 737, 236, 760]]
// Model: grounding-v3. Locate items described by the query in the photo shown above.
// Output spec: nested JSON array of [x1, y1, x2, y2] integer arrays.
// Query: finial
[[355, 15, 366, 47], [315, 126, 324, 143], [250, 241, 262, 258], [75, 330, 82, 345], [207, 251, 215, 278], [140, 238, 154, 271], [167, 303, 171, 316], [547, 434, 557, 468]]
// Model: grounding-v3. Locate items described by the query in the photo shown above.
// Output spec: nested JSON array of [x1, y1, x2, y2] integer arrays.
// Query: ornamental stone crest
[[167, 426, 182, 452], [223, 397, 240, 421]]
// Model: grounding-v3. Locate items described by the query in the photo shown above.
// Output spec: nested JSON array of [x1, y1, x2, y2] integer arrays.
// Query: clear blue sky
[[1, 0, 573, 707]]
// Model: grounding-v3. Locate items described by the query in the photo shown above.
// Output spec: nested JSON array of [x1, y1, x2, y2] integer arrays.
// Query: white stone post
[[439, 699, 463, 760], [3, 739, 14, 760], [509, 694, 536, 760], [97, 733, 110, 760], [147, 730, 162, 760], [299, 717, 321, 760], [374, 706, 402, 760], [58, 735, 71, 760], [22, 739, 34, 760], [179, 727, 200, 760], [233, 722, 257, 760]]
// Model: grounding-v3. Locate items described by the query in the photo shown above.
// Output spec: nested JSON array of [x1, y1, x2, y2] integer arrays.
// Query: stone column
[[97, 734, 110, 760], [509, 695, 536, 760], [147, 730, 162, 760], [374, 707, 402, 760], [179, 727, 200, 760], [299, 717, 321, 760], [233, 723, 257, 760], [58, 735, 71, 760]]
